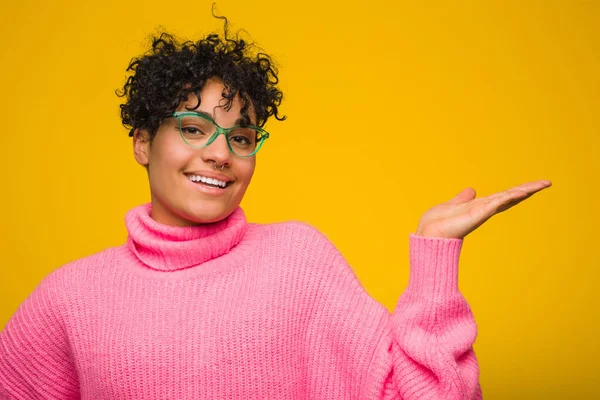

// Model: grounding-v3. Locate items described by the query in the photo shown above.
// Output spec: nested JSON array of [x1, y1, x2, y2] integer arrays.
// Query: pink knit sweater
[[0, 203, 482, 399]]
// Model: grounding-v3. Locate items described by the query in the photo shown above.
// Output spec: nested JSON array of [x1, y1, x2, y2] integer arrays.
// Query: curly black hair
[[116, 10, 285, 140]]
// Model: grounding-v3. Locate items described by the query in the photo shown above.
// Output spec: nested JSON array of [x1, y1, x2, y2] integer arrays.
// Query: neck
[[125, 203, 248, 272]]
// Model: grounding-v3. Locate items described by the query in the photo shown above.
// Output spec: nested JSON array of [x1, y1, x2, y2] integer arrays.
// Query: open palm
[[415, 180, 552, 239]]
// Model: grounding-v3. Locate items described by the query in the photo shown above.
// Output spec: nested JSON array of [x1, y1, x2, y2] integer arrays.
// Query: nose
[[200, 132, 232, 167]]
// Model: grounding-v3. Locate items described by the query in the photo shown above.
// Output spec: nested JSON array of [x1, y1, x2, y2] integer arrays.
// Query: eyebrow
[[192, 109, 247, 126]]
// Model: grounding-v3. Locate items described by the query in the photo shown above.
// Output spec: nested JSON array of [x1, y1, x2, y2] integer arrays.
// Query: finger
[[483, 189, 527, 204], [492, 180, 551, 213], [511, 180, 552, 194], [486, 190, 531, 214], [496, 196, 529, 213], [486, 180, 551, 202]]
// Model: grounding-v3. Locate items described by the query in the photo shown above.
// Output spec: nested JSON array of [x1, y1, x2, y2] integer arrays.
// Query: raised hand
[[415, 180, 552, 239]]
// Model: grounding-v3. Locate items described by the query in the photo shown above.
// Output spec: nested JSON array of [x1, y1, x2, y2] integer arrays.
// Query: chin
[[181, 202, 236, 225]]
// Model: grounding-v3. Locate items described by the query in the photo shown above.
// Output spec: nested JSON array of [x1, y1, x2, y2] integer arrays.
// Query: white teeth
[[187, 174, 228, 188]]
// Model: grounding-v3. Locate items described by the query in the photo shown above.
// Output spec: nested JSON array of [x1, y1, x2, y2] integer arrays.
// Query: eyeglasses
[[170, 111, 270, 157]]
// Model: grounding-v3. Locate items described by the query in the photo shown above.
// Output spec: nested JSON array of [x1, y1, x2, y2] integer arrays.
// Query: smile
[[186, 174, 231, 189]]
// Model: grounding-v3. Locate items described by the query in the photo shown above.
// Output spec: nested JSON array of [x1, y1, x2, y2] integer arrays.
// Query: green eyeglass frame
[[171, 111, 270, 158]]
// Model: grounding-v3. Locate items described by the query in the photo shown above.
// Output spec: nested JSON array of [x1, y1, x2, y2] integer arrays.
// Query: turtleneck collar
[[125, 203, 248, 272]]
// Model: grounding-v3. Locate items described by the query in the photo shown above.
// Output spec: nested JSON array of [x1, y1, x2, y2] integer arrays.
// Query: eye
[[179, 115, 214, 136], [181, 126, 207, 135], [230, 135, 252, 145]]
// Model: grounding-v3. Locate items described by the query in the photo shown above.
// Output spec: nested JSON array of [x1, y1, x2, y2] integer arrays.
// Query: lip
[[184, 170, 234, 183]]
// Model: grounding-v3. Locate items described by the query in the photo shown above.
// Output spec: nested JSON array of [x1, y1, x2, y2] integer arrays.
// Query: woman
[[0, 19, 551, 400]]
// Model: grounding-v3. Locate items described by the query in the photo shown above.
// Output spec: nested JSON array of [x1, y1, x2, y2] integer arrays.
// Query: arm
[[302, 232, 481, 399], [371, 179, 551, 398], [0, 269, 79, 399], [304, 179, 553, 398], [361, 234, 482, 399]]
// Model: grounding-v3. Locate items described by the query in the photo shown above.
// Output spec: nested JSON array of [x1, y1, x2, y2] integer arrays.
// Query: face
[[133, 78, 257, 226]]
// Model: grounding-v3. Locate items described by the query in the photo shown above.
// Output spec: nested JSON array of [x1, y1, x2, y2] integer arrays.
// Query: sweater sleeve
[[303, 232, 482, 400], [0, 269, 80, 399]]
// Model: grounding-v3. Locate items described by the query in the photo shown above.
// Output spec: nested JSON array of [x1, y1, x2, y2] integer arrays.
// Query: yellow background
[[0, 0, 597, 398]]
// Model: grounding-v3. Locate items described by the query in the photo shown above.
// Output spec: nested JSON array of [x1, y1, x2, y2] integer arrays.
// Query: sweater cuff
[[407, 233, 463, 299]]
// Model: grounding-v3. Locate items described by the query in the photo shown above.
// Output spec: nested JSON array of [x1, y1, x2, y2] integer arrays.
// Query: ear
[[133, 128, 151, 166]]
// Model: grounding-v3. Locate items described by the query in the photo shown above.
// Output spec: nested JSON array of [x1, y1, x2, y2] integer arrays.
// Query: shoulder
[[42, 246, 120, 288], [253, 219, 335, 246], [253, 221, 368, 302], [7, 246, 119, 325], [251, 220, 346, 268]]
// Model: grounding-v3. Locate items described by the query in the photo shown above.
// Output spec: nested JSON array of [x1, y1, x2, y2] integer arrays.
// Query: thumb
[[446, 187, 476, 205]]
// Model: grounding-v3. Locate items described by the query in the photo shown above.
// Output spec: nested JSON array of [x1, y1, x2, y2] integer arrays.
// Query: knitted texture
[[0, 203, 482, 399]]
